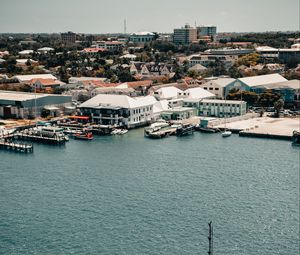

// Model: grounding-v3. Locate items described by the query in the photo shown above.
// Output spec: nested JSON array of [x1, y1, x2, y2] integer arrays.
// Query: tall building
[[197, 25, 217, 39], [173, 24, 197, 45], [61, 31, 76, 44]]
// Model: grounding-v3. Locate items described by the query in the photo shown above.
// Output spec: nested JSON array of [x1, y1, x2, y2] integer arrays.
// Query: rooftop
[[80, 94, 157, 109], [238, 74, 287, 87], [14, 74, 58, 82]]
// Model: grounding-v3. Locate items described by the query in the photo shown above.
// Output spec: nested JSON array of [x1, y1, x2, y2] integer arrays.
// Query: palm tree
[[274, 99, 284, 117]]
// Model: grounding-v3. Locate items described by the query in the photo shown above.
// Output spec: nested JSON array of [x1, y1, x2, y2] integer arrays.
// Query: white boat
[[119, 129, 128, 135], [144, 121, 169, 136], [222, 130, 232, 137]]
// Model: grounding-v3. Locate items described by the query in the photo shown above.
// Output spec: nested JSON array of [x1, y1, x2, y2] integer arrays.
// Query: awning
[[44, 106, 59, 111]]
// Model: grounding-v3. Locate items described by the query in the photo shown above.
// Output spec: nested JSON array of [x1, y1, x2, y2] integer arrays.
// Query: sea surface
[[0, 130, 299, 255]]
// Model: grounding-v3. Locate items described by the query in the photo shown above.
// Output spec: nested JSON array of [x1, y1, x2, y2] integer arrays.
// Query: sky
[[0, 0, 299, 33]]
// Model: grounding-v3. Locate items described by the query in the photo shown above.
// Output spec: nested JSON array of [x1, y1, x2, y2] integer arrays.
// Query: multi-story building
[[79, 94, 158, 128], [129, 32, 156, 44], [198, 99, 247, 117], [61, 31, 76, 44], [92, 41, 125, 51], [173, 24, 197, 45], [200, 77, 236, 99], [279, 44, 300, 63], [197, 25, 217, 40]]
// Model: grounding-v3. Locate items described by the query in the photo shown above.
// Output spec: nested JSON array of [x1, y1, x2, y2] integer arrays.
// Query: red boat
[[74, 131, 93, 140]]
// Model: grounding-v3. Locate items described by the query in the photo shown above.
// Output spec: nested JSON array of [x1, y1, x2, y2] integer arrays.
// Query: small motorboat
[[222, 130, 232, 137], [119, 129, 128, 135], [111, 129, 121, 135], [74, 132, 93, 140]]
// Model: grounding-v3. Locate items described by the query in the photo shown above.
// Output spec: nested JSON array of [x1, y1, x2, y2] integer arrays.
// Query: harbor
[[1, 129, 298, 254], [0, 140, 33, 153]]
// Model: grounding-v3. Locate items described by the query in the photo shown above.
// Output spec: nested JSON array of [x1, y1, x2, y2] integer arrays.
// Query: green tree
[[274, 99, 284, 117]]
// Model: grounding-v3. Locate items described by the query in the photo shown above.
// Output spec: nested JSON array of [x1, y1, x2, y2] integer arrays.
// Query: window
[[215, 88, 219, 90], [204, 87, 207, 90], [209, 88, 213, 90]]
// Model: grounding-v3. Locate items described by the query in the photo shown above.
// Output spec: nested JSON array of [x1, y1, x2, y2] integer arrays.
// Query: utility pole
[[208, 221, 213, 255]]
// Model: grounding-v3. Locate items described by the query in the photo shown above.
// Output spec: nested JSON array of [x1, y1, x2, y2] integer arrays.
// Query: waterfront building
[[225, 74, 288, 96], [161, 107, 196, 120], [198, 99, 247, 117], [181, 87, 216, 111], [129, 32, 156, 44], [79, 94, 158, 128], [0, 91, 72, 119], [250, 80, 300, 103], [61, 31, 76, 44], [200, 77, 236, 99], [173, 24, 197, 45]]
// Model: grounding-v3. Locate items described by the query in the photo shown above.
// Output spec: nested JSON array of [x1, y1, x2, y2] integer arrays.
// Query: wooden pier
[[14, 132, 66, 144], [0, 140, 33, 153]]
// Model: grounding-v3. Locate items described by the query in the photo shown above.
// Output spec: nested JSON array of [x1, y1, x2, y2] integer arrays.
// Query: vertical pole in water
[[34, 82, 37, 126], [208, 221, 213, 255]]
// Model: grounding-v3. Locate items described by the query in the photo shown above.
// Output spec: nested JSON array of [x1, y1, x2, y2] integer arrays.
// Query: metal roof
[[237, 74, 287, 87]]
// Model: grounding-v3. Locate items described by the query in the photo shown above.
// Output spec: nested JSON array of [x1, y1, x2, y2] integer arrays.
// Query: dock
[[14, 132, 66, 144], [146, 127, 177, 139], [0, 140, 33, 153], [239, 131, 292, 140]]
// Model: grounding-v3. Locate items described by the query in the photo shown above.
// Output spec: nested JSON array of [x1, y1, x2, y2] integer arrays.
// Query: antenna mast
[[208, 221, 213, 255], [124, 19, 127, 34]]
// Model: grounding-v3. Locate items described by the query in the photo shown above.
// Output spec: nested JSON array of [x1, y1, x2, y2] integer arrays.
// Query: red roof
[[69, 116, 90, 120], [82, 48, 106, 53], [29, 78, 60, 86], [124, 80, 153, 88]]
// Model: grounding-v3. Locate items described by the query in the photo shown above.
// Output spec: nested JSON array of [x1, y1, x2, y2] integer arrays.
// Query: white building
[[14, 74, 58, 83], [200, 77, 236, 99], [129, 32, 156, 44], [152, 87, 183, 100], [79, 94, 158, 128], [198, 99, 247, 117]]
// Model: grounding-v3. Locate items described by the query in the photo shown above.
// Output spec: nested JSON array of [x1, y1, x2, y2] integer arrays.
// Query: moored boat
[[176, 124, 194, 136], [74, 131, 93, 140], [222, 130, 232, 137], [292, 130, 300, 145]]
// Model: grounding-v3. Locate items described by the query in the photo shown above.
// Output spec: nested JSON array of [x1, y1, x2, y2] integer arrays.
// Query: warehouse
[[0, 91, 72, 119]]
